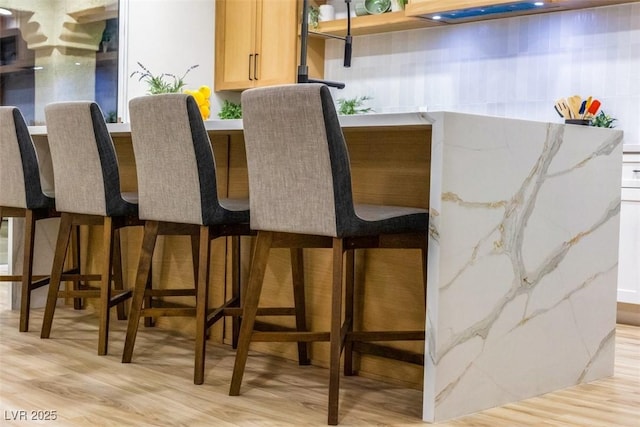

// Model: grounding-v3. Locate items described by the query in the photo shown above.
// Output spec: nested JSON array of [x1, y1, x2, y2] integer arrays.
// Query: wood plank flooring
[[0, 303, 638, 426]]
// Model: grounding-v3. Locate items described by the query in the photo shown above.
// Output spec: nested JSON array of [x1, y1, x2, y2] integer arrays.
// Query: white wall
[[324, 3, 640, 146], [120, 0, 237, 122]]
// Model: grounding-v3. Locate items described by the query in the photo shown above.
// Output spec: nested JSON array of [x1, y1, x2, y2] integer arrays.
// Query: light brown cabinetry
[[214, 0, 299, 91]]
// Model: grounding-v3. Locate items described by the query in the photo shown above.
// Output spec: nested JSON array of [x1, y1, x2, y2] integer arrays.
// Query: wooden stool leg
[[190, 233, 206, 339], [123, 221, 158, 363], [194, 225, 211, 385], [112, 229, 126, 320], [98, 217, 114, 355], [71, 225, 84, 310], [41, 213, 73, 339], [19, 210, 36, 332], [343, 248, 355, 376], [230, 231, 273, 396], [191, 233, 200, 287], [231, 235, 241, 349], [144, 263, 154, 328], [290, 247, 310, 365], [328, 238, 345, 426]]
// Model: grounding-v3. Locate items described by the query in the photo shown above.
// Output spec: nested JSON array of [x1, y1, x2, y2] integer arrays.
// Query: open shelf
[[311, 11, 444, 37], [309, 0, 640, 37]]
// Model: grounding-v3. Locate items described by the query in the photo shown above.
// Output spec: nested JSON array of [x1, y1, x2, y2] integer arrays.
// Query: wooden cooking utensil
[[568, 95, 582, 119], [583, 96, 593, 117], [554, 98, 571, 118], [554, 105, 564, 118]]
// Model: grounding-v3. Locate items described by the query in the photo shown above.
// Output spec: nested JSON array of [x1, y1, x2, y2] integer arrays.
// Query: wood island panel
[[54, 124, 431, 389], [224, 125, 431, 388]]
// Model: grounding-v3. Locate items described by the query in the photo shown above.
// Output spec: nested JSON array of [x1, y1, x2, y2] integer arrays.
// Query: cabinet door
[[618, 192, 640, 304], [253, 0, 298, 87], [215, 0, 258, 91]]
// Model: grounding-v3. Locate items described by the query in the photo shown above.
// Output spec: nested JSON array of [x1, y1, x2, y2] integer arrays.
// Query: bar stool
[[230, 84, 428, 425], [41, 101, 140, 355], [0, 106, 83, 332], [124, 93, 309, 384]]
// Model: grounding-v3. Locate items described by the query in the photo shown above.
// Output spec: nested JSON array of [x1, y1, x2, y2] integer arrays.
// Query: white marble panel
[[423, 112, 622, 422]]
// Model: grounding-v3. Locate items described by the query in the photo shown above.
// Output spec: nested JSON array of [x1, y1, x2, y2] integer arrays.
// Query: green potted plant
[[591, 111, 617, 128], [336, 96, 373, 115], [218, 100, 242, 119], [130, 62, 199, 94], [309, 6, 320, 29], [105, 110, 117, 123]]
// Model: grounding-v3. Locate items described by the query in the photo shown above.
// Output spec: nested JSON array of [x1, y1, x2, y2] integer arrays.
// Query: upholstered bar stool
[[125, 94, 309, 384], [0, 106, 84, 332], [0, 106, 58, 332], [230, 84, 428, 425], [41, 101, 140, 355]]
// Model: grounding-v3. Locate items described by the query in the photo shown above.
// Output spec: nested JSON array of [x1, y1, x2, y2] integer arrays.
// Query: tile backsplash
[[324, 3, 640, 146]]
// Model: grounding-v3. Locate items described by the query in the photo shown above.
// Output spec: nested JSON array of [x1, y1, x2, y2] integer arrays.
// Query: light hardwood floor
[[0, 303, 638, 426]]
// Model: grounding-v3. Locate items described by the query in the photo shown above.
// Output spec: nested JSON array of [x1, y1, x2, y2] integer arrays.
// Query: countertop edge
[[27, 113, 635, 143]]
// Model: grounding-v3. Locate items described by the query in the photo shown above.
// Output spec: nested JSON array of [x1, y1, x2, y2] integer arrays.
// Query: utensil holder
[[565, 119, 591, 126]]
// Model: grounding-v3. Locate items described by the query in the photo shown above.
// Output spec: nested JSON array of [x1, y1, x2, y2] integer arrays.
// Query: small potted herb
[[336, 96, 373, 115], [218, 100, 242, 119], [309, 6, 320, 28], [591, 111, 617, 128]]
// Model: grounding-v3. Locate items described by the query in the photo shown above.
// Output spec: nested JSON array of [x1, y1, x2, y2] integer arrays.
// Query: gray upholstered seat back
[[44, 102, 129, 216], [0, 107, 52, 210], [0, 107, 27, 209], [241, 84, 354, 237], [129, 94, 219, 225]]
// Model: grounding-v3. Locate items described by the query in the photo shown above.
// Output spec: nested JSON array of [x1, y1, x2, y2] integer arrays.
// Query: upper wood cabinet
[[215, 0, 299, 91]]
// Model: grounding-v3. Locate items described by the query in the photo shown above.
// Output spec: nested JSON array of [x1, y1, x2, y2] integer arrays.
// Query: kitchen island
[[15, 112, 623, 422]]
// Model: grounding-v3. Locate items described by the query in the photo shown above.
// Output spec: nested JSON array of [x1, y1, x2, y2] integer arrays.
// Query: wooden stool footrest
[[59, 273, 102, 282], [58, 290, 101, 298], [251, 330, 330, 342], [140, 290, 200, 322], [109, 290, 132, 306], [206, 298, 240, 328], [224, 307, 297, 317], [142, 307, 197, 317], [29, 277, 51, 289], [348, 330, 424, 342], [145, 289, 196, 297], [352, 341, 424, 365], [0, 274, 47, 281], [0, 266, 81, 286]]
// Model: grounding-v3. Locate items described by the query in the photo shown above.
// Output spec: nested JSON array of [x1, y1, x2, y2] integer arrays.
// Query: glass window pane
[[0, 2, 119, 124]]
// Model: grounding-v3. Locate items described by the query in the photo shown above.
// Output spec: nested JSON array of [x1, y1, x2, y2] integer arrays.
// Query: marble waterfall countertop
[[27, 112, 624, 422], [422, 112, 623, 422]]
